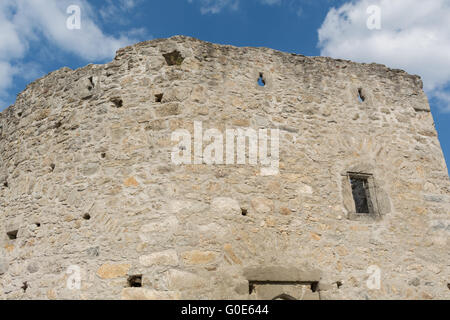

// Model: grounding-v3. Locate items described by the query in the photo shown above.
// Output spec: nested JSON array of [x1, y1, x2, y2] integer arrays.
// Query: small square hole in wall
[[7, 230, 18, 240], [127, 275, 142, 287], [347, 172, 378, 217], [163, 50, 184, 66], [110, 97, 123, 108], [155, 93, 163, 103]]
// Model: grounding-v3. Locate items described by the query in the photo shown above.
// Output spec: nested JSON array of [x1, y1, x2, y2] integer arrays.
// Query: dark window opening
[[349, 174, 373, 214], [249, 281, 319, 289], [336, 281, 343, 289], [163, 50, 184, 66], [83, 213, 91, 220], [35, 223, 41, 227], [127, 275, 142, 287], [50, 163, 55, 172], [7, 230, 18, 240], [100, 152, 106, 159], [21, 282, 28, 292], [358, 88, 365, 102], [3, 181, 8, 188], [241, 208, 248, 216], [249, 280, 320, 300], [155, 93, 164, 103], [258, 73, 266, 87]]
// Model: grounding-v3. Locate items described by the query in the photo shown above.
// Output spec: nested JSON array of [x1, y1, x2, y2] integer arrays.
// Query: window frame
[[346, 172, 381, 220]]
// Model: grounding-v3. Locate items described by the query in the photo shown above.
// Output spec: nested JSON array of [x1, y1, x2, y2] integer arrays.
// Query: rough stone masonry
[[0, 36, 449, 300]]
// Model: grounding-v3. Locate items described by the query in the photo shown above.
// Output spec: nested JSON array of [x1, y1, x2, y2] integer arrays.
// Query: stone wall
[[0, 36, 449, 299]]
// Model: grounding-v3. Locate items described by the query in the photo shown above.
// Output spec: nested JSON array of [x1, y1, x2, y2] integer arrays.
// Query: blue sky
[[1, 0, 449, 173]]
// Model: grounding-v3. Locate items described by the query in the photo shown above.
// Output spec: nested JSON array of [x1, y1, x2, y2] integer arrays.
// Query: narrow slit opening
[[88, 76, 94, 90], [358, 88, 365, 102], [258, 73, 266, 87]]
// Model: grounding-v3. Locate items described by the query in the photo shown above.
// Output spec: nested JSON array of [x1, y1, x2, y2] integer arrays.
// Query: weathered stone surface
[[26, 262, 39, 274], [139, 217, 179, 244], [0, 36, 449, 300], [210, 197, 240, 215], [97, 263, 131, 279], [298, 183, 313, 195], [251, 197, 274, 214], [244, 266, 321, 282], [182, 250, 217, 265], [0, 259, 8, 275], [139, 250, 179, 267], [166, 269, 206, 290], [223, 244, 242, 265], [121, 288, 180, 300]]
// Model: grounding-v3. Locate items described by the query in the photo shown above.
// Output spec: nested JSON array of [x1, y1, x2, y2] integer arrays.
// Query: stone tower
[[0, 36, 449, 300]]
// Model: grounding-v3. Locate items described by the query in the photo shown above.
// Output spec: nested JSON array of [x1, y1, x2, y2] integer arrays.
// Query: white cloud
[[188, 0, 281, 14], [120, 0, 139, 10], [433, 91, 450, 113], [0, 62, 19, 107], [0, 0, 146, 109], [100, 0, 142, 22], [187, 0, 239, 14], [318, 0, 450, 112]]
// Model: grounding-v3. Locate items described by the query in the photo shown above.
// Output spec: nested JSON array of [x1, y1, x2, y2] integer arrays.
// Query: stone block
[[182, 250, 217, 265], [97, 263, 131, 279], [121, 288, 180, 300], [139, 250, 179, 267]]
